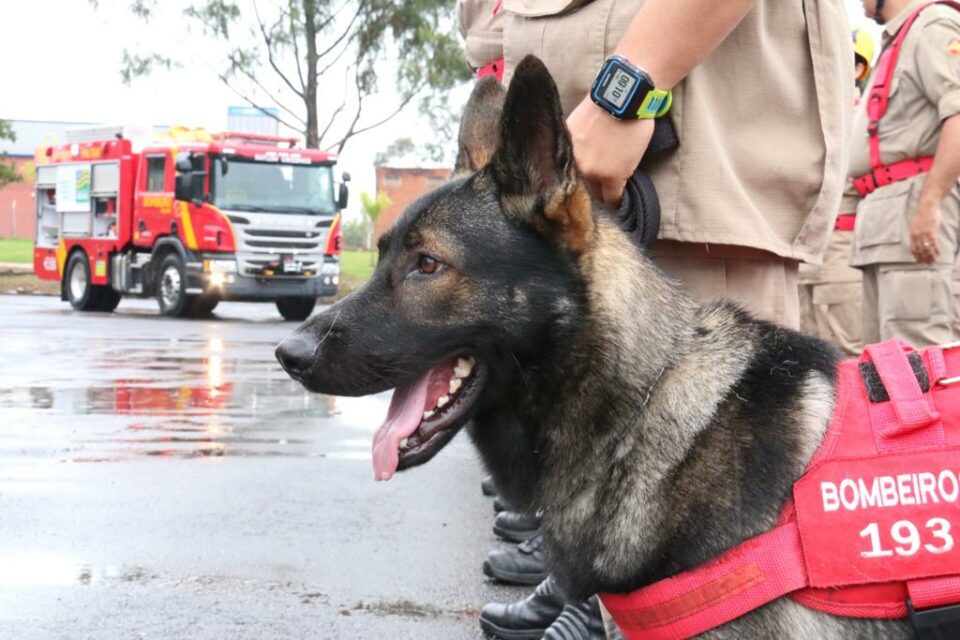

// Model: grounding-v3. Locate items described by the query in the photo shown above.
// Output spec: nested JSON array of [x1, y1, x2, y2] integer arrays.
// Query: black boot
[[481, 475, 497, 497], [542, 595, 606, 640], [493, 510, 542, 543], [478, 575, 567, 639], [483, 533, 548, 585], [493, 495, 509, 513]]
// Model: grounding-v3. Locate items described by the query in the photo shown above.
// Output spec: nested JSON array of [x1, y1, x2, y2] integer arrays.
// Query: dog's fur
[[277, 57, 911, 638]]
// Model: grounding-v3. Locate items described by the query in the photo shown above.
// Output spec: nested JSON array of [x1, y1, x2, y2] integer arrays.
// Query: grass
[[340, 250, 376, 281], [0, 238, 33, 264]]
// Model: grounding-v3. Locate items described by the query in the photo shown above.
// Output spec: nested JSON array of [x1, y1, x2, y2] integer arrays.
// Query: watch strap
[[636, 88, 672, 119]]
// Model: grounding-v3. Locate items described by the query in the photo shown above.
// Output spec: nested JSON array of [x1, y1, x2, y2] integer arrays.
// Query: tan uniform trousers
[[952, 260, 960, 339], [861, 263, 955, 347], [798, 230, 863, 355], [651, 241, 800, 329]]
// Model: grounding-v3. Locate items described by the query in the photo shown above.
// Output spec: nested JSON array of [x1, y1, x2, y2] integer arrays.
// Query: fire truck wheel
[[94, 288, 122, 313], [156, 253, 191, 318], [189, 296, 219, 318], [65, 251, 99, 311], [276, 296, 317, 321]]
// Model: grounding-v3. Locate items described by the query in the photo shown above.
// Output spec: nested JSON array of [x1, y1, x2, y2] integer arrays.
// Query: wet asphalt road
[[0, 295, 524, 639]]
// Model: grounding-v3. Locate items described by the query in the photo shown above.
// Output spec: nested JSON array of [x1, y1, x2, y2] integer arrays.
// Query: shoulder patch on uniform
[[949, 37, 960, 54]]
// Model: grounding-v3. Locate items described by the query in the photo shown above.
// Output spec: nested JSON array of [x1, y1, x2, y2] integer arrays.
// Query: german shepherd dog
[[276, 57, 909, 638]]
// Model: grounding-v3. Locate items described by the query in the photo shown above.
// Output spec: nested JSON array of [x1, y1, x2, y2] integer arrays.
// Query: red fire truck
[[32, 126, 346, 320]]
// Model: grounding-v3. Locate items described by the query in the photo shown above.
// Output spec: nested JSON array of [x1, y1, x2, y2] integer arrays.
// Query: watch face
[[601, 66, 637, 110]]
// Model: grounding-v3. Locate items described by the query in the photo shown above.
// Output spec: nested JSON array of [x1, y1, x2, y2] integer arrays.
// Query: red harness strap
[[834, 213, 856, 232], [852, 1, 960, 197], [599, 339, 960, 639], [475, 0, 505, 82]]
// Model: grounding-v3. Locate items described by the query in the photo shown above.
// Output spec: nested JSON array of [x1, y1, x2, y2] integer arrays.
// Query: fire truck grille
[[228, 215, 331, 277], [244, 229, 321, 239], [245, 240, 319, 250]]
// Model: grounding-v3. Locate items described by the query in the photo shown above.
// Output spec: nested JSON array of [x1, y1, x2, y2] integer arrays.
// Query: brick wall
[[0, 158, 36, 239], [374, 166, 451, 242]]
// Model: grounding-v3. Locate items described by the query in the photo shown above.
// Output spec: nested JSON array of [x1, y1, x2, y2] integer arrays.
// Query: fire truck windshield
[[212, 158, 336, 215]]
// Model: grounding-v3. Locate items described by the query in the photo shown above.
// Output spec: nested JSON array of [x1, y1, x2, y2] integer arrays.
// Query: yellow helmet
[[853, 29, 875, 81]]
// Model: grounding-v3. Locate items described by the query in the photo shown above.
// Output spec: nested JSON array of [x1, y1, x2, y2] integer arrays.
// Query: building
[[0, 120, 97, 239], [374, 165, 451, 242]]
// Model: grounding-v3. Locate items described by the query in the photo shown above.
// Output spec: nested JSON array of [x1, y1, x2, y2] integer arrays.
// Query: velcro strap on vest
[[853, 157, 934, 197], [860, 340, 941, 441], [860, 351, 931, 403], [599, 524, 808, 639]]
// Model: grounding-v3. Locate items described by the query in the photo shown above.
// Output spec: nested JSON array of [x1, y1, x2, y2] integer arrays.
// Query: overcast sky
[[0, 1, 878, 221]]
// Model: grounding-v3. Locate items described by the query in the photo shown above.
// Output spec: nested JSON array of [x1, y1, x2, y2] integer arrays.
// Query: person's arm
[[908, 18, 960, 265], [910, 115, 960, 264], [567, 0, 757, 208]]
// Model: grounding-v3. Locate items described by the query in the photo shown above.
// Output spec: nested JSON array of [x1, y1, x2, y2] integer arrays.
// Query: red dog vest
[[599, 339, 960, 639]]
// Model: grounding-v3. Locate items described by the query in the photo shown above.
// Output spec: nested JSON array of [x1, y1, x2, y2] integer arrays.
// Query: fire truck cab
[[33, 126, 346, 320]]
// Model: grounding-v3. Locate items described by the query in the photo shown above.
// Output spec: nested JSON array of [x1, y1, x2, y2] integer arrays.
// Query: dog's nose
[[275, 335, 317, 379]]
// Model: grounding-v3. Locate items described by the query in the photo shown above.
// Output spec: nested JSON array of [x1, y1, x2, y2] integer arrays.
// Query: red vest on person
[[599, 339, 960, 639]]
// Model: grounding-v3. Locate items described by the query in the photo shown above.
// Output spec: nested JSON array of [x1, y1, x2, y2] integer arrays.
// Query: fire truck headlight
[[209, 272, 226, 287], [204, 259, 238, 274]]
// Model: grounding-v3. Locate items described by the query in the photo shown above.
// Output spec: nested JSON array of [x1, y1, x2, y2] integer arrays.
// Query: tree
[[341, 217, 366, 250], [109, 0, 472, 152], [0, 119, 20, 189], [359, 190, 390, 253]]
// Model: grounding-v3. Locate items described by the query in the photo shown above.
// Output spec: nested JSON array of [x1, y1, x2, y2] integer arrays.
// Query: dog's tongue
[[372, 372, 431, 481]]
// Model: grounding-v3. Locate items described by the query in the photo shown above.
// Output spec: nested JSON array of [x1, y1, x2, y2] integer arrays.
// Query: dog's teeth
[[399, 438, 409, 449], [454, 357, 475, 378], [423, 410, 434, 420], [449, 378, 462, 394], [436, 395, 450, 408]]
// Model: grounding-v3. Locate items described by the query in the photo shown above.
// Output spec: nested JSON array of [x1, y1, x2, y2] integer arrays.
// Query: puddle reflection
[[0, 336, 350, 462]]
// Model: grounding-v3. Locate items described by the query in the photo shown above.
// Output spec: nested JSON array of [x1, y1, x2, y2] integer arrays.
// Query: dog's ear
[[489, 55, 593, 252], [454, 76, 507, 175]]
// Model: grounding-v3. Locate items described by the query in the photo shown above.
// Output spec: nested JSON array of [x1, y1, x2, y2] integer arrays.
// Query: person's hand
[[909, 200, 942, 265], [566, 97, 654, 209]]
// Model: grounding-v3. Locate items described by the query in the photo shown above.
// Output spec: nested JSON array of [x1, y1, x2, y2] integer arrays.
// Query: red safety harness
[[852, 1, 960, 197], [476, 0, 505, 82], [599, 339, 960, 639]]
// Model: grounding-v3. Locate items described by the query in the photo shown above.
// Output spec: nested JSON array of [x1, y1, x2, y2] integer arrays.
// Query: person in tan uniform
[[460, 0, 853, 330], [798, 30, 876, 357], [459, 1, 853, 639], [848, 0, 960, 348]]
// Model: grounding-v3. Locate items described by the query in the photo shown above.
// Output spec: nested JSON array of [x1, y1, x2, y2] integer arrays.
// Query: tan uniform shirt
[[458, 0, 854, 264], [849, 0, 960, 267]]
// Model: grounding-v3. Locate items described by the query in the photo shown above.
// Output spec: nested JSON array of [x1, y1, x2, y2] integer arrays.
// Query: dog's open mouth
[[372, 354, 485, 481]]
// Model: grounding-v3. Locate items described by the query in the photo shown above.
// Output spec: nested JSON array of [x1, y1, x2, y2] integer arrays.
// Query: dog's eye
[[417, 254, 440, 275]]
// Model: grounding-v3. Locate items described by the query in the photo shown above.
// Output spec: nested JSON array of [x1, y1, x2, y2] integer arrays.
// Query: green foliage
[[0, 119, 20, 189], [0, 239, 34, 262], [360, 190, 391, 225], [111, 0, 472, 154], [342, 218, 366, 250], [340, 249, 376, 280]]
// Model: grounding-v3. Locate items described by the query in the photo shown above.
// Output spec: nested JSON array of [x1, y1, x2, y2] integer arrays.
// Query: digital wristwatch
[[590, 55, 672, 120]]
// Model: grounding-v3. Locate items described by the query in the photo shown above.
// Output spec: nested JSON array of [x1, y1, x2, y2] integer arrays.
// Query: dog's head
[[276, 56, 597, 480]]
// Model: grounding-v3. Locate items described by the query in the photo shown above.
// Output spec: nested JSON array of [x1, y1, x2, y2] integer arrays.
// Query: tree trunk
[[303, 0, 319, 148]]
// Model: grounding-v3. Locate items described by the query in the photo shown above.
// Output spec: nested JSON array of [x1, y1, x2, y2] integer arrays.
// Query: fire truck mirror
[[342, 171, 351, 183], [338, 183, 349, 210], [175, 153, 193, 174], [174, 173, 204, 205]]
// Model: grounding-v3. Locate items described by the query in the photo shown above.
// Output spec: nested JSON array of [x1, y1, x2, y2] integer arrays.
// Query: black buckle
[[908, 599, 960, 640]]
